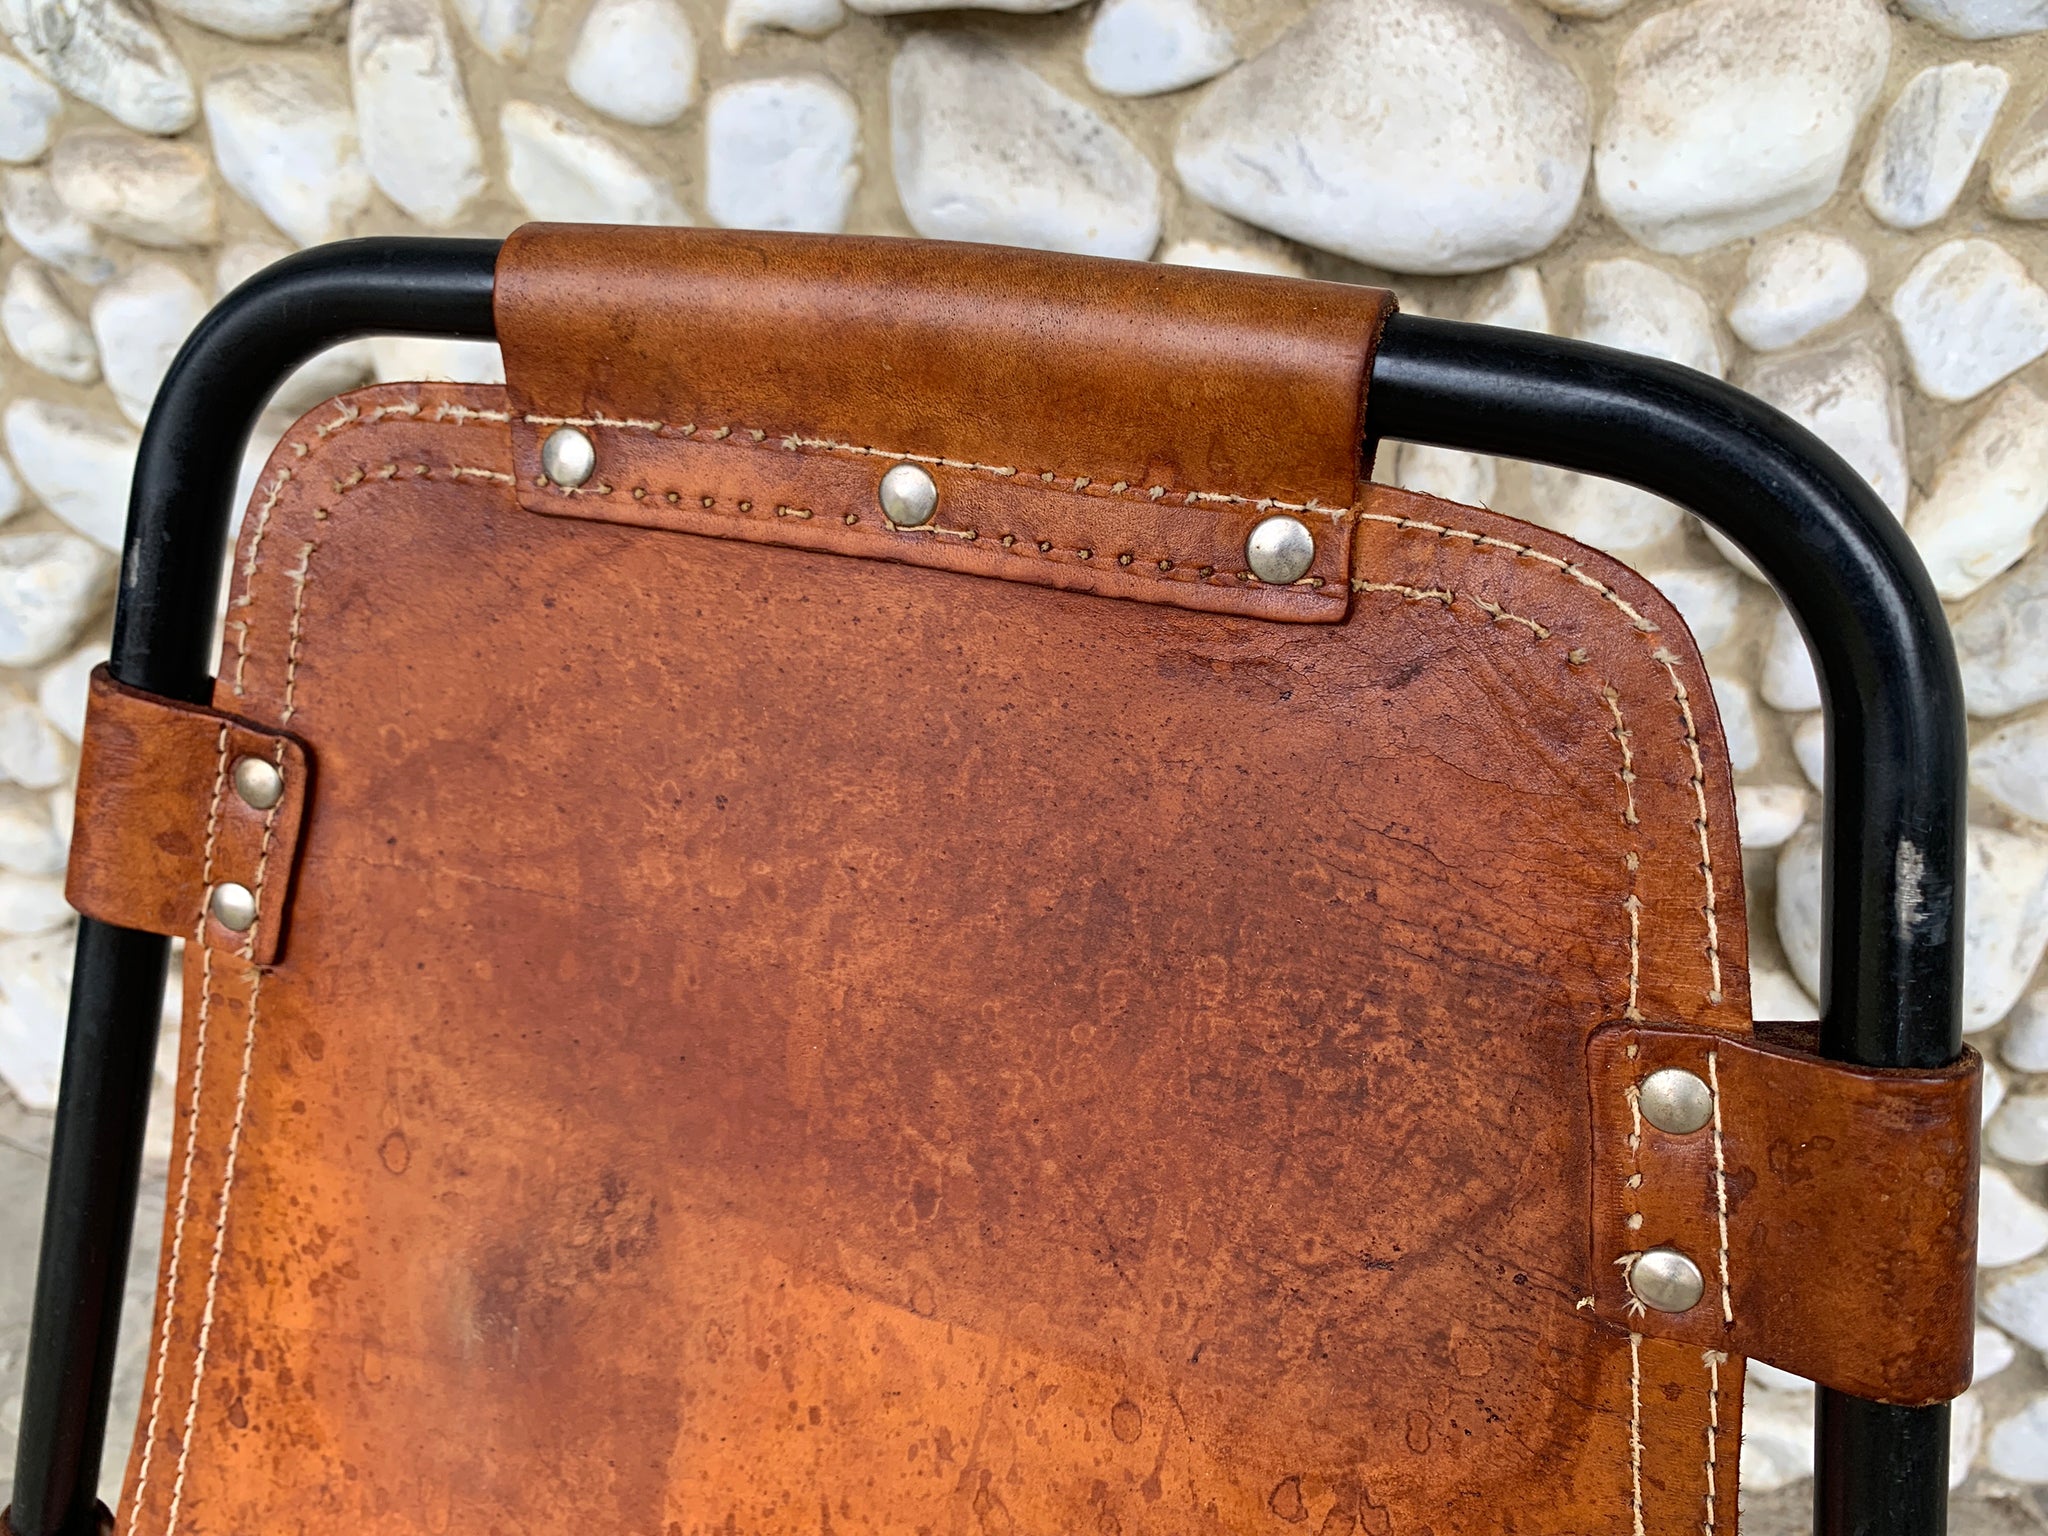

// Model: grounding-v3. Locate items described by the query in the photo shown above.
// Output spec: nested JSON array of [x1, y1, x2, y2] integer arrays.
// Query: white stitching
[[1702, 1348, 1727, 1535], [1653, 648, 1724, 1006], [1357, 509, 1660, 633], [1628, 1332, 1646, 1536], [521, 413, 1342, 519], [1707, 1050, 1732, 1326]]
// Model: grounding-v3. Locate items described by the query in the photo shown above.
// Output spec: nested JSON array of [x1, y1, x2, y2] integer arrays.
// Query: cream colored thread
[[1630, 1335, 1646, 1536], [1702, 1349, 1728, 1535], [435, 402, 511, 424], [449, 466, 516, 484], [238, 740, 289, 963], [1621, 1082, 1648, 1308], [1357, 509, 1660, 634], [1707, 1050, 1732, 1325], [163, 967, 263, 1536], [130, 724, 232, 1522], [1352, 579, 1551, 639], [520, 412, 1341, 517], [1653, 648, 1724, 1006], [279, 542, 315, 726]]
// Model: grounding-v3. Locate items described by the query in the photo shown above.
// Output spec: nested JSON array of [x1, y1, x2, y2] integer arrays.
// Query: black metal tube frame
[[5, 239, 1967, 1536]]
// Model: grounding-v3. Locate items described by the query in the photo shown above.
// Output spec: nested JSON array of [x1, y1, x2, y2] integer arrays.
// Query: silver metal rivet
[[1245, 514, 1316, 584], [540, 426, 595, 489], [210, 881, 257, 933], [231, 755, 283, 811], [1629, 1247, 1705, 1313], [878, 463, 938, 527], [1639, 1067, 1714, 1135]]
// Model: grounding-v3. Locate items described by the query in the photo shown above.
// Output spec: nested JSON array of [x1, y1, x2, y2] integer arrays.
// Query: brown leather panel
[[120, 385, 1755, 1536], [66, 665, 309, 964], [493, 224, 1395, 513], [512, 418, 1352, 623], [1588, 1022, 1979, 1405]]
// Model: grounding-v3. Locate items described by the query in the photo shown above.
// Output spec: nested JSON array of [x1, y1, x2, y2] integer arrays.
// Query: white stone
[[2, 261, 95, 384], [215, 238, 290, 297], [1158, 239, 1303, 277], [1741, 1378, 1816, 1491], [1, 169, 112, 285], [1994, 98, 2048, 219], [1992, 1094, 2048, 1165], [849, 0, 1076, 10], [0, 785, 62, 878], [2, 401, 134, 551], [90, 260, 208, 426], [1985, 1260, 2048, 1351], [892, 33, 1161, 261], [48, 781, 68, 847], [1964, 825, 2048, 1033], [1526, 467, 1682, 554], [1580, 258, 1724, 378], [1740, 337, 1907, 518], [1978, 1323, 2019, 1383], [1594, 0, 1888, 256], [1173, 0, 1589, 277], [350, 0, 486, 229], [1900, 0, 2048, 38], [1753, 962, 1819, 1022], [272, 345, 373, 420], [1909, 386, 2048, 602], [0, 533, 111, 667], [0, 54, 58, 164], [0, 926, 72, 1109], [450, 0, 534, 60], [1749, 1361, 1815, 1395], [1395, 445, 1495, 507], [721, 0, 842, 50], [50, 129, 217, 248], [1735, 784, 1809, 851], [1956, 543, 2048, 718], [501, 100, 683, 227], [1974, 709, 2048, 822], [1533, 0, 1631, 14], [1703, 525, 1766, 582], [1711, 677, 1761, 773], [1891, 239, 2048, 404], [1982, 1166, 2048, 1267], [2006, 990, 2048, 1071], [1954, 1390, 1986, 1489], [1727, 231, 1869, 352], [1793, 711, 1825, 790], [0, 872, 64, 932], [1761, 605, 1821, 712], [36, 640, 96, 743], [1862, 63, 2008, 231], [205, 60, 372, 248], [369, 336, 504, 386], [0, 0, 196, 134], [158, 0, 343, 38], [1991, 1394, 2048, 1483], [0, 693, 65, 788], [706, 76, 858, 234], [1638, 563, 1740, 652], [1084, 0, 1233, 98], [568, 0, 695, 128], [1988, 1059, 2008, 1127], [1469, 264, 1552, 333], [0, 454, 26, 526], [1776, 823, 1823, 997]]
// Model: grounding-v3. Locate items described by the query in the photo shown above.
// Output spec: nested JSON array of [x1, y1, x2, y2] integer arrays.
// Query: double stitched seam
[[128, 723, 230, 1524], [519, 412, 1346, 518], [1352, 516, 1723, 1531], [155, 390, 504, 1536]]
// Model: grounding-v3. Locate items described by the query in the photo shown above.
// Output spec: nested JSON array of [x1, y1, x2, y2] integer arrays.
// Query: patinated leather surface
[[112, 363, 1775, 1536], [66, 665, 308, 965], [1588, 1023, 1979, 1405]]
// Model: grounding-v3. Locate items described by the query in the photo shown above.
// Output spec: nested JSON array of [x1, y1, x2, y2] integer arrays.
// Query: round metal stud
[[1638, 1067, 1714, 1135], [1628, 1247, 1705, 1314], [210, 881, 257, 933], [231, 754, 283, 811], [878, 463, 938, 528], [540, 425, 596, 489], [1245, 514, 1316, 585]]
